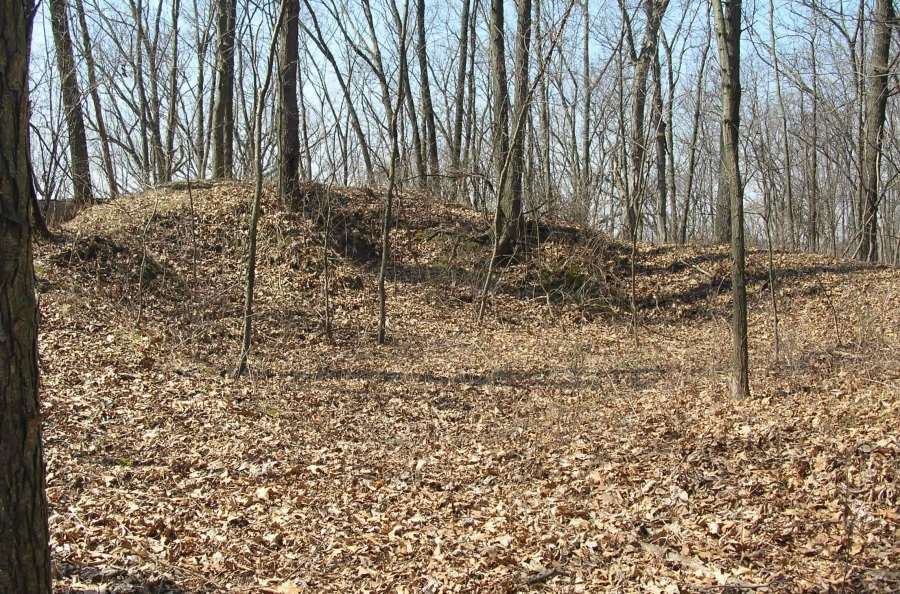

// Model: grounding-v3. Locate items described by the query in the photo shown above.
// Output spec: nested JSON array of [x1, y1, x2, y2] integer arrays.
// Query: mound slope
[[37, 181, 899, 592]]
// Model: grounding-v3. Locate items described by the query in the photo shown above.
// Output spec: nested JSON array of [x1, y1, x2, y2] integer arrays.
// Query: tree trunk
[[652, 46, 667, 243], [492, 0, 532, 264], [450, 0, 470, 181], [278, 0, 301, 203], [581, 0, 591, 206], [489, 0, 513, 258], [679, 31, 709, 244], [808, 12, 819, 252], [164, 0, 181, 182], [0, 0, 53, 588], [415, 0, 439, 186], [622, 0, 669, 242], [535, 0, 552, 211], [233, 1, 288, 377], [73, 0, 117, 198], [711, 0, 749, 399], [211, 0, 236, 178], [48, 0, 94, 205], [857, 0, 894, 262], [714, 125, 731, 244]]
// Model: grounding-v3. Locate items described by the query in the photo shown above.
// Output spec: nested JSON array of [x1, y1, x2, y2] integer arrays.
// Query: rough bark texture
[[212, 0, 236, 178], [278, 0, 301, 203], [48, 0, 94, 205], [715, 126, 731, 244], [857, 0, 894, 262], [0, 0, 53, 589], [712, 0, 749, 399]]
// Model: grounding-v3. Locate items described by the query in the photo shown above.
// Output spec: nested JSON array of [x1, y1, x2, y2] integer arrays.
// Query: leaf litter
[[35, 181, 899, 593]]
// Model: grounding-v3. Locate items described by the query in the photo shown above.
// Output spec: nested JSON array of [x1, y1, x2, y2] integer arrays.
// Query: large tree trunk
[[278, 0, 301, 203], [48, 0, 94, 205], [711, 0, 749, 399], [857, 0, 894, 262], [0, 0, 53, 589], [714, 125, 731, 244], [211, 0, 236, 178]]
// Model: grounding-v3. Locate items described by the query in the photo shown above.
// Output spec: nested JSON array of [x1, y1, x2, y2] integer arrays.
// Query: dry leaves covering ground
[[35, 181, 899, 593]]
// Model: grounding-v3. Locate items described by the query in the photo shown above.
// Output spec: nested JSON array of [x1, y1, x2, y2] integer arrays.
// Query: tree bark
[[48, 0, 94, 205], [0, 0, 53, 588], [278, 0, 301, 203], [651, 45, 667, 242], [711, 0, 749, 399], [489, 0, 513, 258], [211, 0, 236, 178], [714, 125, 731, 244], [857, 0, 894, 262]]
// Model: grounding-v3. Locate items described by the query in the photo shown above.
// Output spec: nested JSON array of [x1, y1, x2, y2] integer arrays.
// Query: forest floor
[[36, 181, 899, 593]]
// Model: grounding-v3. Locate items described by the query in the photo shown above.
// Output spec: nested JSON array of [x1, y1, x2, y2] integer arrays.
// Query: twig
[[678, 259, 715, 279], [521, 568, 570, 586], [687, 579, 788, 592]]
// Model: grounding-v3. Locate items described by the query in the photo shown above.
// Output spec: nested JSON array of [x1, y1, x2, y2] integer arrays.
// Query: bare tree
[[490, 0, 533, 264], [48, 0, 94, 205], [233, 1, 288, 377], [278, 0, 301, 202], [857, 0, 894, 262], [711, 0, 748, 398], [415, 0, 439, 185], [378, 0, 411, 344], [621, 0, 669, 242], [72, 0, 118, 198], [212, 0, 236, 178]]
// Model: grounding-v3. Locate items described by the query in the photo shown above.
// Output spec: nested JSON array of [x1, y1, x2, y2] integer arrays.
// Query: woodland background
[[28, 0, 900, 263]]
